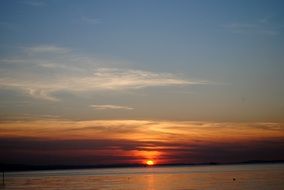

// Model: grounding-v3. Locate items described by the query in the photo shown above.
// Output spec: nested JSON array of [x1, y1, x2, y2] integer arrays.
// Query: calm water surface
[[1, 164, 284, 190]]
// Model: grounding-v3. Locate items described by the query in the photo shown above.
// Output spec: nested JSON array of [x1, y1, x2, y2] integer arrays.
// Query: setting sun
[[146, 160, 155, 166]]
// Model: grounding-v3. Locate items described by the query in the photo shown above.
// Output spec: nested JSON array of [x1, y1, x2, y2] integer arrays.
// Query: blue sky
[[0, 0, 284, 122], [1, 0, 284, 165]]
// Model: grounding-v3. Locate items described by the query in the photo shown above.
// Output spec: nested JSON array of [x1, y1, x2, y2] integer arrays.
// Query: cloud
[[224, 18, 281, 36], [1, 119, 283, 142], [89, 68, 200, 90], [81, 16, 102, 24], [25, 45, 70, 54], [0, 119, 283, 164], [0, 45, 208, 101], [0, 67, 202, 101], [90, 104, 134, 110], [27, 88, 59, 101]]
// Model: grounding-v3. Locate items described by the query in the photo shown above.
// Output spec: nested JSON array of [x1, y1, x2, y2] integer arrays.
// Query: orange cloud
[[1, 119, 283, 165]]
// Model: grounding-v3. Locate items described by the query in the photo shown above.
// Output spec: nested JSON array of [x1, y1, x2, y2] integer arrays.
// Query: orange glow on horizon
[[0, 119, 283, 165], [1, 120, 283, 142]]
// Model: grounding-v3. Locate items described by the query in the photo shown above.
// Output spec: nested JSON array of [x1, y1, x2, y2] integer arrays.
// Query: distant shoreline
[[1, 160, 283, 172]]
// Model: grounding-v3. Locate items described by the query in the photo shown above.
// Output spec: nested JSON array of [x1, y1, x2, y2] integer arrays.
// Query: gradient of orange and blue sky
[[0, 0, 284, 165]]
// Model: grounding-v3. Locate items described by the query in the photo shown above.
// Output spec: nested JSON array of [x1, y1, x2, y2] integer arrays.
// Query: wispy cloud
[[224, 18, 282, 36], [90, 104, 134, 110], [89, 68, 202, 90], [25, 45, 70, 54], [0, 45, 208, 101], [27, 88, 59, 101], [81, 16, 102, 25], [0, 68, 197, 101]]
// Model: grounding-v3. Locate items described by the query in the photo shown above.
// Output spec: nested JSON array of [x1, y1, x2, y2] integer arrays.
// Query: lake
[[1, 164, 284, 190]]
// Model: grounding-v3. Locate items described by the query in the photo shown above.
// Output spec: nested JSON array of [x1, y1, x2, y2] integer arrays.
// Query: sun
[[146, 160, 155, 166]]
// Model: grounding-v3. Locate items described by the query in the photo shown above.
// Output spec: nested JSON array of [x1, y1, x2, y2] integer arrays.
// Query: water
[[1, 164, 284, 190]]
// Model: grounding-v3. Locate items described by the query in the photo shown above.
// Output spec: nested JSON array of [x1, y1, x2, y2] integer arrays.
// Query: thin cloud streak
[[224, 18, 282, 36], [90, 68, 200, 89], [25, 45, 71, 54], [90, 104, 134, 110], [81, 16, 102, 24]]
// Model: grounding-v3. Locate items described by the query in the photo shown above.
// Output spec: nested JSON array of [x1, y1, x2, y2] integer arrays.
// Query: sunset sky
[[0, 0, 284, 165]]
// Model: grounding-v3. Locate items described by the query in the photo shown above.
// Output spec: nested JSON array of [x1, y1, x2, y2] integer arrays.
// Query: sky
[[0, 0, 284, 165]]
